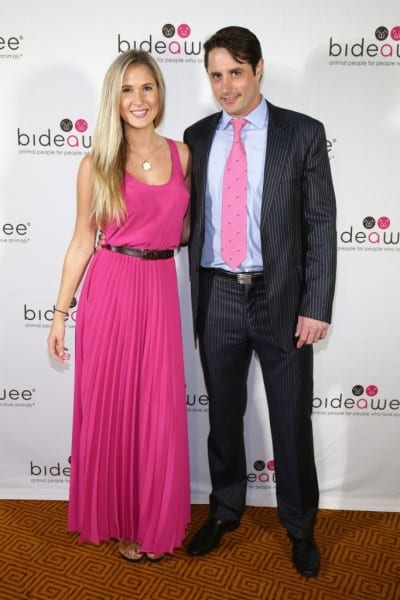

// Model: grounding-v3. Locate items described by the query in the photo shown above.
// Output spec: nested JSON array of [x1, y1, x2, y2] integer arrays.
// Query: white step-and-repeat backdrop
[[1, 0, 399, 511]]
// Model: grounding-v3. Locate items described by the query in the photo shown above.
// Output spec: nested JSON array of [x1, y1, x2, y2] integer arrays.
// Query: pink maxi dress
[[68, 139, 191, 555]]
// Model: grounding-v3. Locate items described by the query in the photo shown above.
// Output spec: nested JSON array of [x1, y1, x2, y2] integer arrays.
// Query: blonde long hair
[[91, 50, 166, 226]]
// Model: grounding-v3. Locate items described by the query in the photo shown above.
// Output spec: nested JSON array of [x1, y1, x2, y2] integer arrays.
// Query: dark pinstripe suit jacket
[[183, 101, 337, 351]]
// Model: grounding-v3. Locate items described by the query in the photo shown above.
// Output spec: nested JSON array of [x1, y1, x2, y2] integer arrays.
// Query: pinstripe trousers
[[197, 268, 319, 539]]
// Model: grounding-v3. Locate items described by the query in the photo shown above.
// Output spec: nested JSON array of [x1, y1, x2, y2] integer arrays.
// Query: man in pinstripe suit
[[184, 26, 336, 577]]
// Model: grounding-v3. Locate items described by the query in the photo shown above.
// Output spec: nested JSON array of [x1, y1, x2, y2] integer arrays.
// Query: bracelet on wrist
[[54, 308, 69, 316]]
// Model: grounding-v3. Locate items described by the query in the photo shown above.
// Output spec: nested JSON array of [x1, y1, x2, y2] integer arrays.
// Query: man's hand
[[96, 230, 106, 252], [295, 316, 330, 349]]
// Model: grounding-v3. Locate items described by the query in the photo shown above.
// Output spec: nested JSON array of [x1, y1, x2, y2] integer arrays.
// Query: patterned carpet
[[0, 501, 399, 600]]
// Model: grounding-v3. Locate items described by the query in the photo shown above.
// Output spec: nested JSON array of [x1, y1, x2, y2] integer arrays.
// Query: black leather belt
[[200, 267, 264, 285], [105, 244, 174, 260]]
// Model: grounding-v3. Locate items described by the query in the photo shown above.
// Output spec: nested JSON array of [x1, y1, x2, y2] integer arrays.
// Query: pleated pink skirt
[[67, 249, 191, 555]]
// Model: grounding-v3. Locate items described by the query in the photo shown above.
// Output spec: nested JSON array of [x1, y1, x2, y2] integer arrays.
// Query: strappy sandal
[[118, 541, 144, 563], [146, 552, 167, 562]]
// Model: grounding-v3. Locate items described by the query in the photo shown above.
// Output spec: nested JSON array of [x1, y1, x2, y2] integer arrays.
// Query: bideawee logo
[[30, 456, 71, 485], [0, 386, 36, 409], [186, 390, 209, 412], [247, 459, 276, 489], [314, 384, 400, 417], [17, 118, 92, 157], [326, 137, 337, 161], [118, 23, 203, 65], [329, 25, 400, 67], [338, 215, 400, 253], [24, 297, 78, 329], [0, 220, 31, 245], [0, 33, 23, 60]]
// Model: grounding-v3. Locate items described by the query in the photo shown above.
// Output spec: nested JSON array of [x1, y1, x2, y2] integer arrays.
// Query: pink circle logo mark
[[366, 385, 378, 397], [390, 26, 400, 41], [75, 119, 88, 133], [177, 23, 191, 38], [377, 216, 390, 229], [267, 460, 275, 471]]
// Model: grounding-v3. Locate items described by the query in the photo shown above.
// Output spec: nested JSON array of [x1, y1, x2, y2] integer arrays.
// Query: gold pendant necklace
[[141, 160, 152, 171]]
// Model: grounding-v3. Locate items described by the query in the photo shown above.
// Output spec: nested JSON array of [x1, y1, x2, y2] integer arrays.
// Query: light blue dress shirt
[[201, 97, 268, 272]]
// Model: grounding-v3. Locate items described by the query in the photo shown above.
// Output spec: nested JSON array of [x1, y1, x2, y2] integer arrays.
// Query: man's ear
[[256, 58, 264, 82]]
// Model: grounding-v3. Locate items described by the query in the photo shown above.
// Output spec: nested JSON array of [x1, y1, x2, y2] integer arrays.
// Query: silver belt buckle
[[237, 273, 253, 285]]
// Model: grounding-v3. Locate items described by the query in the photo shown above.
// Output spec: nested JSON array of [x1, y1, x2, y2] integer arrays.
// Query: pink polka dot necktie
[[221, 118, 247, 269]]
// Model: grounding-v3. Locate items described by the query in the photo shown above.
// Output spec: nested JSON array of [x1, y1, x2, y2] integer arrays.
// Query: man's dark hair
[[203, 26, 263, 73]]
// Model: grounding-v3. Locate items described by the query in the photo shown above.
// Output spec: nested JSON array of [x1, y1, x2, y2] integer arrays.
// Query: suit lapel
[[261, 102, 292, 227], [196, 113, 221, 224]]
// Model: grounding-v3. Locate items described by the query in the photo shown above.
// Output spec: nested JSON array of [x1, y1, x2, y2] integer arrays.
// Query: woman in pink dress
[[47, 50, 191, 562]]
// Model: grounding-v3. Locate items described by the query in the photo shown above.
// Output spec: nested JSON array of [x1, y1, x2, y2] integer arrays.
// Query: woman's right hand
[[47, 316, 70, 362]]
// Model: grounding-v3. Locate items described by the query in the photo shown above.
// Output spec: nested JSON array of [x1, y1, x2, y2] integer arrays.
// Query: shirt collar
[[220, 96, 268, 130]]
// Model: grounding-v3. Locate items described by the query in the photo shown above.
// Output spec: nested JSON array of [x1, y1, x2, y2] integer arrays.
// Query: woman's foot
[[118, 541, 144, 562], [146, 552, 166, 562]]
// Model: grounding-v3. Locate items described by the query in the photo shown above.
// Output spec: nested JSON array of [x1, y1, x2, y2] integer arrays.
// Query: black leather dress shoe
[[290, 536, 321, 577], [187, 517, 240, 556]]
